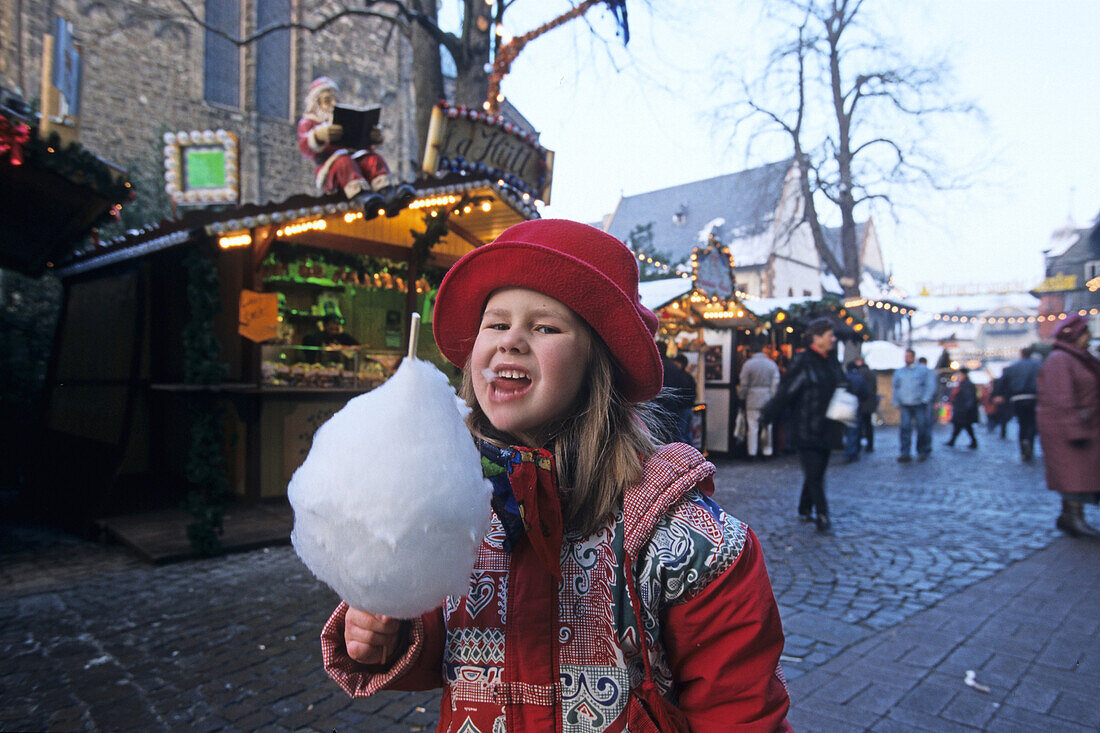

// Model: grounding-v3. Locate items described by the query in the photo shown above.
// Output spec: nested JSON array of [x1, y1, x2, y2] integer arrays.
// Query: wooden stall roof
[[54, 174, 538, 278]]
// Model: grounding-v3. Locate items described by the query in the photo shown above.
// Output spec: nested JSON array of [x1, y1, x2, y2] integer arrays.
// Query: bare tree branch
[[169, 0, 443, 47], [712, 0, 984, 299]]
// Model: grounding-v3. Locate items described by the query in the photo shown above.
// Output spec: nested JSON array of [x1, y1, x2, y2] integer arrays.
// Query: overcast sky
[[445, 0, 1100, 294]]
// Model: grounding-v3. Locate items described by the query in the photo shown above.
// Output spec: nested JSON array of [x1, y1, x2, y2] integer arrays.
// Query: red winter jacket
[[321, 443, 792, 732]]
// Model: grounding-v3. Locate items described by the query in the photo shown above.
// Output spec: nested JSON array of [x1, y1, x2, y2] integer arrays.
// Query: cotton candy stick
[[407, 312, 421, 360]]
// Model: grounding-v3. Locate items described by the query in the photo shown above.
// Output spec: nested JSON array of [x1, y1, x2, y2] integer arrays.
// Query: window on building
[[256, 0, 292, 118], [1085, 260, 1100, 280], [204, 0, 240, 108]]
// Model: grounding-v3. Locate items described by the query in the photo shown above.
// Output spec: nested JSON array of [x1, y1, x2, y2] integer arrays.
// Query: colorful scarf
[[479, 441, 563, 580]]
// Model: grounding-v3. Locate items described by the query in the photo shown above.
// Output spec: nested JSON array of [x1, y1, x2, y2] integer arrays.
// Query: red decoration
[[0, 116, 32, 166]]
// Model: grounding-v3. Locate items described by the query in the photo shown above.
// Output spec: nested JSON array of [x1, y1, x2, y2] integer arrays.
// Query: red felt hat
[[433, 219, 663, 402]]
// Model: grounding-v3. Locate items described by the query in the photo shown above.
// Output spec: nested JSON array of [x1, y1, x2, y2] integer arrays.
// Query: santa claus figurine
[[297, 76, 415, 217]]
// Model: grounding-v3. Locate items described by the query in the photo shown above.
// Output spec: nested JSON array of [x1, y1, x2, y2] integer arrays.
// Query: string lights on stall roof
[[931, 308, 1100, 324], [626, 245, 757, 301]]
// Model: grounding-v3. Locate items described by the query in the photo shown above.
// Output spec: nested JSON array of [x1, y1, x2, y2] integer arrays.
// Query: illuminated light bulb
[[480, 201, 491, 212]]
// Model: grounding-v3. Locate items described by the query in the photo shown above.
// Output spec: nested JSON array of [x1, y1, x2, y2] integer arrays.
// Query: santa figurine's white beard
[[304, 105, 333, 124]]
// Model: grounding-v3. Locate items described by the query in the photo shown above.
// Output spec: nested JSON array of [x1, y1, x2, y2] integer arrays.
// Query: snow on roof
[[741, 295, 821, 317], [861, 340, 907, 370], [1045, 219, 1087, 258], [906, 292, 1038, 313], [861, 340, 945, 371], [638, 277, 693, 311], [605, 160, 794, 266], [820, 270, 841, 294]]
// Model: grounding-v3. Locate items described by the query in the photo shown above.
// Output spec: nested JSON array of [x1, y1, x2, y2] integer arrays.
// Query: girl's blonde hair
[[460, 328, 662, 536]]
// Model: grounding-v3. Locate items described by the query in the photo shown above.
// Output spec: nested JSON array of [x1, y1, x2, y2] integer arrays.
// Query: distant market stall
[[639, 235, 759, 455]]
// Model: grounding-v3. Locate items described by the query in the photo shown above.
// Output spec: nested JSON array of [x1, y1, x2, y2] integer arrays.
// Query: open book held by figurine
[[332, 106, 381, 150]]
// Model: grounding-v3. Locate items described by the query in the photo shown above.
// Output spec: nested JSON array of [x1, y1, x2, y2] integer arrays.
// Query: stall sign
[[694, 246, 734, 299], [1034, 273, 1076, 293], [239, 290, 279, 343], [422, 103, 553, 204], [163, 129, 239, 206]]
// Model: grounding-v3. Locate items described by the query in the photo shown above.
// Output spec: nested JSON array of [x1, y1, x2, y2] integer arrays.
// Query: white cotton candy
[[288, 358, 491, 619]]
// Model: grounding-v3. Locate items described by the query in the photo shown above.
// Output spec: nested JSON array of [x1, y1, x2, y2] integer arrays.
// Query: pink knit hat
[[1054, 313, 1089, 342], [432, 219, 663, 402]]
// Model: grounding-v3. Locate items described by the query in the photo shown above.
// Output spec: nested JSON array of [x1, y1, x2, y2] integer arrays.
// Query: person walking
[[1002, 346, 1042, 461], [852, 356, 878, 452], [842, 361, 871, 462], [945, 367, 979, 449], [982, 376, 1011, 438], [1037, 314, 1100, 539], [893, 348, 937, 462], [738, 343, 780, 460], [763, 318, 846, 532]]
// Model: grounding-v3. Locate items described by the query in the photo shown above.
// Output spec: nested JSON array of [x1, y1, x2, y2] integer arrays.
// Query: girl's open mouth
[[488, 368, 532, 398]]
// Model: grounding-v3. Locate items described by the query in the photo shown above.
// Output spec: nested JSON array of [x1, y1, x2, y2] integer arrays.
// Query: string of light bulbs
[[931, 307, 1099, 325], [626, 245, 757, 301]]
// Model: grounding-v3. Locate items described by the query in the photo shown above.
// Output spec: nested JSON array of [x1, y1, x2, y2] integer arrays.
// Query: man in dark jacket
[[763, 318, 846, 532], [945, 368, 979, 449], [655, 345, 697, 445], [842, 362, 871, 462], [1002, 346, 1041, 460], [852, 356, 878, 451]]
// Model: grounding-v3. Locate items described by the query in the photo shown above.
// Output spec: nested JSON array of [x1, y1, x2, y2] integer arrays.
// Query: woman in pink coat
[[1036, 314, 1100, 539]]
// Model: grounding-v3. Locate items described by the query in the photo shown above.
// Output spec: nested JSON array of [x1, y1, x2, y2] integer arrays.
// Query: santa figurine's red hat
[[305, 76, 339, 113]]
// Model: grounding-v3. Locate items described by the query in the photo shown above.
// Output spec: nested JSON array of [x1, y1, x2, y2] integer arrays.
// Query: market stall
[[43, 177, 537, 515], [639, 235, 759, 455]]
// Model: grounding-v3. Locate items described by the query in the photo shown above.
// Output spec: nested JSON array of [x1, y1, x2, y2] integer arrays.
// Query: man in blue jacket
[[893, 349, 937, 462]]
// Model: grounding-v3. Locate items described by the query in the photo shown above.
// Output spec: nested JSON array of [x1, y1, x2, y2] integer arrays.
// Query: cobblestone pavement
[[0, 424, 1077, 731]]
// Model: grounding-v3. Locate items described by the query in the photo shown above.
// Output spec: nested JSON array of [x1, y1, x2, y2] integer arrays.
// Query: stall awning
[[640, 277, 759, 330], [56, 176, 537, 278]]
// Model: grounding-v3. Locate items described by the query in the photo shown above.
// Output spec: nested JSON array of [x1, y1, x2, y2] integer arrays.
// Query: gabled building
[[603, 159, 825, 299], [603, 159, 891, 307], [820, 219, 889, 295], [1034, 213, 1100, 340]]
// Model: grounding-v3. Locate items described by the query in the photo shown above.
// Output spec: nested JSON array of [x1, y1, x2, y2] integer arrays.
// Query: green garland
[[410, 206, 453, 266], [1, 108, 134, 222], [765, 295, 873, 341], [182, 246, 232, 556]]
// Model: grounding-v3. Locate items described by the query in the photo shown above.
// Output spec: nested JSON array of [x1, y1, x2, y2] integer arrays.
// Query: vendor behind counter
[[302, 314, 359, 347]]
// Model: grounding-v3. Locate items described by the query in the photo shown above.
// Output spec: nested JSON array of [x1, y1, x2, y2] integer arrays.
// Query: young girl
[[319, 219, 792, 732]]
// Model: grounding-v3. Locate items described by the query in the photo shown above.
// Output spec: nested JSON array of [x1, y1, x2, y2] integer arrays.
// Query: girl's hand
[[344, 607, 402, 665]]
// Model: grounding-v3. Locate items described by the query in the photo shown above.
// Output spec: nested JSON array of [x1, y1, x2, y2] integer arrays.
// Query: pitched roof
[[604, 159, 795, 266]]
